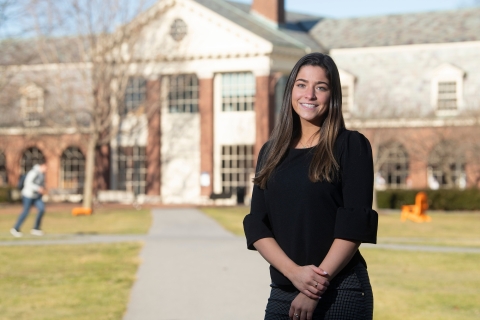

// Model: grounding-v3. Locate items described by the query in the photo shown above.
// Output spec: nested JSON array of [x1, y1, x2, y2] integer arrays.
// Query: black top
[[243, 129, 378, 286]]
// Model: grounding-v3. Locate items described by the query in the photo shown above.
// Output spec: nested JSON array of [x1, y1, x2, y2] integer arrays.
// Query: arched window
[[428, 141, 466, 189], [377, 142, 409, 189], [60, 147, 85, 192], [21, 147, 45, 174], [0, 151, 7, 187]]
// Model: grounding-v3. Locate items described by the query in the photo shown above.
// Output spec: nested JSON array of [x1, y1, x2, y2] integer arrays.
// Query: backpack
[[17, 174, 26, 190]]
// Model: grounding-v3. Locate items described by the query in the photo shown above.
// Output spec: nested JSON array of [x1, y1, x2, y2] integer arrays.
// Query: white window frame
[[60, 147, 85, 192], [117, 146, 147, 195], [123, 77, 146, 115], [20, 83, 44, 127], [338, 69, 355, 117], [221, 72, 256, 112], [219, 144, 255, 194], [377, 142, 410, 189], [431, 64, 465, 117], [21, 147, 45, 174], [167, 74, 199, 113]]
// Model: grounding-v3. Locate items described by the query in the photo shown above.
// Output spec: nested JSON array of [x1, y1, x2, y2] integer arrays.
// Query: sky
[[232, 0, 480, 18]]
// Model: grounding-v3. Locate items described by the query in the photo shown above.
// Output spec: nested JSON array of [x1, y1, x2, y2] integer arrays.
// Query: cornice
[[0, 127, 90, 135], [347, 117, 480, 129]]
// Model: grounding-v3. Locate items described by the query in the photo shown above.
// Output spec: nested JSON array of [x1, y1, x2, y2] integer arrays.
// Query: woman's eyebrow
[[295, 78, 329, 86]]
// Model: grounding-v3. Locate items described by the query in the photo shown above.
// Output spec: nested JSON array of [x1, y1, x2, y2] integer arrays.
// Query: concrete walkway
[[122, 208, 271, 320]]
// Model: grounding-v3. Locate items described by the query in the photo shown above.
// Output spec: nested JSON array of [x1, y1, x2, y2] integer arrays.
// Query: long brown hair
[[254, 53, 345, 188]]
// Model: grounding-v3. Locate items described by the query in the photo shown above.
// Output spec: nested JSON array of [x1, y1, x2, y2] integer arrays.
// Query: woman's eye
[[297, 84, 306, 88], [316, 87, 327, 91]]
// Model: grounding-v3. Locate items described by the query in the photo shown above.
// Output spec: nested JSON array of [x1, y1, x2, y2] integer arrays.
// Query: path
[[122, 208, 271, 320]]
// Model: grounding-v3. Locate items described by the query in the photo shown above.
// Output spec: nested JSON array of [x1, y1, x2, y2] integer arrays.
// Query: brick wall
[[199, 78, 214, 196]]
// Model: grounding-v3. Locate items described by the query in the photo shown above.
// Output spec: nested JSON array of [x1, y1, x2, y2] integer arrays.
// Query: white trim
[[347, 117, 480, 129], [338, 69, 355, 116], [0, 127, 90, 135], [330, 41, 480, 55]]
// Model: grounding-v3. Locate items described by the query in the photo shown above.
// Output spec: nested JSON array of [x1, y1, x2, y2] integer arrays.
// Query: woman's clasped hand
[[288, 265, 330, 299]]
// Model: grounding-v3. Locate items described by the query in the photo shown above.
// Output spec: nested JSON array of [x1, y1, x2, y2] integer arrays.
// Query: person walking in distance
[[10, 161, 48, 237]]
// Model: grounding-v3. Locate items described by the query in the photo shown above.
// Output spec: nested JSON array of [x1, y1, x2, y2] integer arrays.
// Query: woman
[[243, 53, 378, 320]]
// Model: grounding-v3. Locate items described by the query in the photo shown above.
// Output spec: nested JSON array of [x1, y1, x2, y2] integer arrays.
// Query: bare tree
[[19, 0, 165, 209]]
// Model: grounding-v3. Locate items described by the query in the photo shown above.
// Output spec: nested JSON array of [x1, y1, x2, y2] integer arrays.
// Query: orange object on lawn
[[400, 192, 432, 223], [72, 207, 93, 216]]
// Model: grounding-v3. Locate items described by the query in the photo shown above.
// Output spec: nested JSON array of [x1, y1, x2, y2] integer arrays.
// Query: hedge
[[0, 187, 13, 203], [377, 189, 480, 211]]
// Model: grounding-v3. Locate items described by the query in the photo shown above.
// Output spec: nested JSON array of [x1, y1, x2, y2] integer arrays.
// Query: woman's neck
[[294, 120, 321, 148]]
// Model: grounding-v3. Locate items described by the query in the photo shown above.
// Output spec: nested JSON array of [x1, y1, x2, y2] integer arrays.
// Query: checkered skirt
[[264, 263, 373, 320]]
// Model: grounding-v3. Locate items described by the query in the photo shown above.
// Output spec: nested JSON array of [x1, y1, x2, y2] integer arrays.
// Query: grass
[[0, 242, 142, 320], [363, 248, 480, 320], [201, 207, 480, 248], [200, 206, 480, 320], [0, 207, 151, 240]]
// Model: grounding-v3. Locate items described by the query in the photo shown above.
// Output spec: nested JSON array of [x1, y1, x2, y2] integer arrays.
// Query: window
[[222, 72, 255, 112], [431, 64, 464, 115], [170, 19, 187, 42], [338, 69, 355, 115], [275, 75, 288, 118], [428, 141, 466, 189], [20, 84, 44, 127], [60, 147, 85, 192], [220, 145, 254, 194], [123, 77, 146, 115], [437, 81, 457, 111], [341, 85, 350, 113], [118, 146, 147, 195], [21, 147, 45, 174], [0, 151, 7, 187], [168, 74, 199, 113], [377, 142, 409, 189]]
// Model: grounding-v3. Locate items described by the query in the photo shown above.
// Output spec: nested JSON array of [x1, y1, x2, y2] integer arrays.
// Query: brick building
[[0, 0, 479, 204]]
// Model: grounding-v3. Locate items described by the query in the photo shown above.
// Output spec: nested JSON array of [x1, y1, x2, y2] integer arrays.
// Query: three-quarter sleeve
[[243, 143, 274, 250], [334, 131, 378, 243]]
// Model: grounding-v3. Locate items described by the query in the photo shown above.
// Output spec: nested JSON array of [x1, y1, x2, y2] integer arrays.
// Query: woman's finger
[[289, 305, 295, 319], [300, 309, 307, 320], [303, 289, 320, 299]]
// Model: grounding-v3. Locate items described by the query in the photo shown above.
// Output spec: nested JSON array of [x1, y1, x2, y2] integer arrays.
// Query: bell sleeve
[[243, 143, 274, 250], [334, 131, 378, 243]]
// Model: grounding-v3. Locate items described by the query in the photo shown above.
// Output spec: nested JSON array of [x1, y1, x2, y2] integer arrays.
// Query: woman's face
[[291, 65, 330, 127]]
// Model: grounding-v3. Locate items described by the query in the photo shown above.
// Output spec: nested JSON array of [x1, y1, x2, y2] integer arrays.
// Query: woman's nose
[[304, 87, 316, 100]]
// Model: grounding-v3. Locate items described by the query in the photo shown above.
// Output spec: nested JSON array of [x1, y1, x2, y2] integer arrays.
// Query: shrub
[[0, 187, 12, 203], [376, 188, 480, 211]]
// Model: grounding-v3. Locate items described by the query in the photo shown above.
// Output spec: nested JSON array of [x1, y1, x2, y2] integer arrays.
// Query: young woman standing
[[243, 53, 378, 320]]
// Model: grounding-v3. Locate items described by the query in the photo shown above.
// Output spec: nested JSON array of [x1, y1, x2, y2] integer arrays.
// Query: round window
[[170, 19, 187, 42]]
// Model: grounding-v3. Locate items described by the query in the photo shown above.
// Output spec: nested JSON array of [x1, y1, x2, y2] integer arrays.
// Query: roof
[[194, 0, 323, 52], [0, 37, 86, 65], [310, 7, 480, 50]]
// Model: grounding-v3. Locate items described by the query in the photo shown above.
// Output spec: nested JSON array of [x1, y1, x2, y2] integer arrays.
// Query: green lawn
[[200, 206, 480, 320], [0, 207, 151, 240], [0, 243, 142, 320], [363, 249, 480, 320], [201, 207, 480, 248]]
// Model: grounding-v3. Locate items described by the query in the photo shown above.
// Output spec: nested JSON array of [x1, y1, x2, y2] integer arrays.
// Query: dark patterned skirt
[[264, 263, 373, 320]]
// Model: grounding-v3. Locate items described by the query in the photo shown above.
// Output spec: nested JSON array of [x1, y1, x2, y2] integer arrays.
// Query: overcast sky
[[233, 0, 479, 18]]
